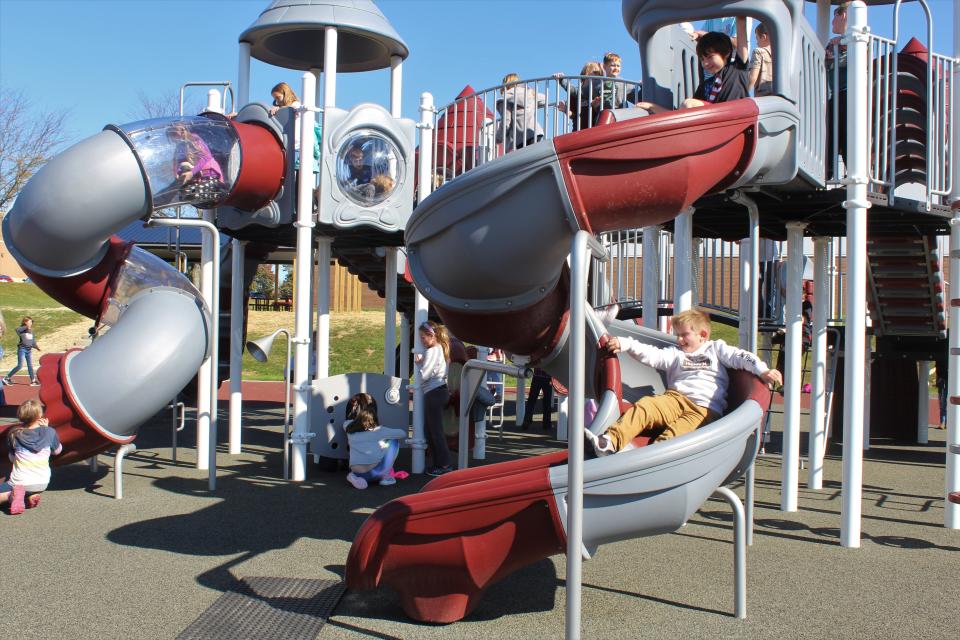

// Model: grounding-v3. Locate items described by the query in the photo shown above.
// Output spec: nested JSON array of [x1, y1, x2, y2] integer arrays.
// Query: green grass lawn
[[0, 283, 86, 356]]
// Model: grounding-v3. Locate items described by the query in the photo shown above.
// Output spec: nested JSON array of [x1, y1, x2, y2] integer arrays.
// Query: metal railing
[[591, 229, 870, 331], [431, 75, 643, 187], [829, 8, 956, 209]]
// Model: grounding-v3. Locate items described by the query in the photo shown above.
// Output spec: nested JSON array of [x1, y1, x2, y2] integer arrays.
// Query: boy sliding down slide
[[585, 309, 782, 456]]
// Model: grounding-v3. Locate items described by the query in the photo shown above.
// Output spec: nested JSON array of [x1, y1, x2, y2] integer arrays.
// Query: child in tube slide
[[167, 123, 225, 200]]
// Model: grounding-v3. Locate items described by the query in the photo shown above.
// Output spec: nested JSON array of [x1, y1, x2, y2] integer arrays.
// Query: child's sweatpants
[[606, 390, 720, 450]]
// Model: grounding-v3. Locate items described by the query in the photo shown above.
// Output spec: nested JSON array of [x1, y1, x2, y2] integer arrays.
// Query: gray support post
[[918, 361, 930, 444], [642, 225, 661, 330], [113, 444, 137, 500], [673, 208, 694, 312], [229, 239, 246, 454], [809, 237, 830, 489], [782, 222, 807, 511], [384, 248, 398, 376], [714, 486, 747, 619], [237, 42, 251, 105]]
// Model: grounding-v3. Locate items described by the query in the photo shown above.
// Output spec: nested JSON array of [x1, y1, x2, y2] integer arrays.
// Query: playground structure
[[1, 0, 958, 636]]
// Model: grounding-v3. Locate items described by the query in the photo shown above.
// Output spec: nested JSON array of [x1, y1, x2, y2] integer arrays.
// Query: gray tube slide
[[4, 131, 150, 277], [2, 126, 210, 443]]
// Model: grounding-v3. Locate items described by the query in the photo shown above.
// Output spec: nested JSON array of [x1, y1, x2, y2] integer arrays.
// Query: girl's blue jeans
[[355, 439, 400, 482], [7, 346, 35, 380]]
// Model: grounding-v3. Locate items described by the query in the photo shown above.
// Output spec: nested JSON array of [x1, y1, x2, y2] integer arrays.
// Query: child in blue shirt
[[344, 393, 407, 490]]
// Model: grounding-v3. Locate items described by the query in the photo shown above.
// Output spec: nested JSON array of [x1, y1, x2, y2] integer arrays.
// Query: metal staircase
[[866, 234, 946, 339]]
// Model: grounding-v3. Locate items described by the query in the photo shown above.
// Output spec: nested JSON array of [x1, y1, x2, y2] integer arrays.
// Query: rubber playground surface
[[2, 396, 954, 640]]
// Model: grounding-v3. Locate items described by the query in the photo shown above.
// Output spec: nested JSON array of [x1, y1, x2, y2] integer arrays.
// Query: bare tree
[[0, 89, 70, 213], [131, 89, 207, 120]]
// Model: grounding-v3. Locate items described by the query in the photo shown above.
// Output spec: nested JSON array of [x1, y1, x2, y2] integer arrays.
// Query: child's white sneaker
[[346, 472, 368, 490], [378, 476, 397, 486], [583, 429, 615, 457]]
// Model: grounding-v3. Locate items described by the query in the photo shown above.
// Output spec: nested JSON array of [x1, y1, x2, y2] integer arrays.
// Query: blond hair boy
[[586, 309, 781, 455]]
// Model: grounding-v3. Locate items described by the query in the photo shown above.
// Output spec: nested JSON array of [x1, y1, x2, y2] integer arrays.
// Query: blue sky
[[0, 0, 955, 145]]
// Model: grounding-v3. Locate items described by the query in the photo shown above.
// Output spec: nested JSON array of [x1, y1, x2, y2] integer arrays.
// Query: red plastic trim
[[23, 237, 133, 320], [346, 466, 565, 623], [222, 120, 285, 211], [31, 352, 128, 467], [554, 100, 759, 233]]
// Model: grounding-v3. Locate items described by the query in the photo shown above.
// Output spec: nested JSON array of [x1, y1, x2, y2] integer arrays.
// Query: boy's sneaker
[[426, 465, 453, 477], [346, 472, 368, 490], [9, 485, 26, 515], [26, 494, 41, 509], [378, 476, 397, 486], [1, 377, 11, 386], [583, 429, 616, 457], [30, 379, 40, 387]]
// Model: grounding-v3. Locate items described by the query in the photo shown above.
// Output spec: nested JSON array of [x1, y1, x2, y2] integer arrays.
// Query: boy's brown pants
[[606, 390, 720, 450]]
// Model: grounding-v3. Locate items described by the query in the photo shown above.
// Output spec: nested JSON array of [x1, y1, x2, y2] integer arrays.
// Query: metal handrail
[[431, 74, 643, 187]]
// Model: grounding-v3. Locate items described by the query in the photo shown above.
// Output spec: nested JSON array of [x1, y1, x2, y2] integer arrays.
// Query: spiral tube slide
[[406, 100, 759, 385], [1, 114, 284, 465]]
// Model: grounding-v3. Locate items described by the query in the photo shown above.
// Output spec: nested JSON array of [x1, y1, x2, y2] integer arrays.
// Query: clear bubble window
[[116, 115, 240, 210], [335, 129, 403, 206]]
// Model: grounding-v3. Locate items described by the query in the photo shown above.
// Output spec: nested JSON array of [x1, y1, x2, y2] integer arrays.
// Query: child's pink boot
[[9, 485, 26, 515], [27, 494, 41, 509]]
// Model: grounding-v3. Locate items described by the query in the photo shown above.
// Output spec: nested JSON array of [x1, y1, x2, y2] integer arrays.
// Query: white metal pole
[[390, 55, 403, 118], [946, 0, 960, 530], [228, 239, 245, 454], [323, 27, 338, 108], [384, 248, 398, 376], [148, 217, 220, 490], [237, 41, 251, 106], [291, 71, 319, 482], [815, 0, 832, 43], [732, 191, 760, 352], [809, 237, 830, 489], [410, 92, 435, 475], [399, 315, 411, 381], [673, 207, 694, 312], [947, 219, 960, 528], [557, 395, 569, 441], [642, 225, 661, 330], [917, 361, 931, 444], [315, 238, 331, 380], [412, 291, 429, 474], [782, 222, 806, 511], [196, 211, 214, 471], [841, 0, 870, 548]]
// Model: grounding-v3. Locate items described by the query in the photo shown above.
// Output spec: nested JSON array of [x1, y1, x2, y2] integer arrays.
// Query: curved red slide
[[346, 369, 769, 623]]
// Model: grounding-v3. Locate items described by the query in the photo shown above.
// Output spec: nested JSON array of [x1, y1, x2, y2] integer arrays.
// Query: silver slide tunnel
[[1, 113, 284, 465]]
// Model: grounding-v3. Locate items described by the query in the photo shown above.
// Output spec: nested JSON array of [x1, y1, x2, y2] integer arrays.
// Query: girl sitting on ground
[[1, 399, 61, 515], [344, 393, 407, 490]]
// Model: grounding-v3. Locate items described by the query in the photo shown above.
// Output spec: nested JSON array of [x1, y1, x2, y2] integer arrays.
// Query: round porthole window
[[336, 129, 403, 206]]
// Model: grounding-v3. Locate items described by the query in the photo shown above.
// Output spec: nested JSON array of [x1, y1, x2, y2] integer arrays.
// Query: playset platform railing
[[591, 231, 862, 328], [429, 75, 643, 186]]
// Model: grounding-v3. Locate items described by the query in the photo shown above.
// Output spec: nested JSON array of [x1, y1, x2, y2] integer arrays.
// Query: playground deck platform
[[2, 400, 954, 640]]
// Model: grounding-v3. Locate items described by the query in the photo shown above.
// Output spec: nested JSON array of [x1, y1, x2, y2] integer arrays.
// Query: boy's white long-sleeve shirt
[[418, 344, 448, 393], [617, 336, 769, 414]]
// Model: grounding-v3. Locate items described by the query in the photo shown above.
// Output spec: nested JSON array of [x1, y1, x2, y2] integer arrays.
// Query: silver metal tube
[[148, 216, 220, 491], [714, 486, 747, 619], [567, 231, 607, 640]]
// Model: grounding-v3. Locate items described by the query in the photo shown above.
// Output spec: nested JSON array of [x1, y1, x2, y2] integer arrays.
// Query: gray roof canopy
[[240, 0, 408, 72]]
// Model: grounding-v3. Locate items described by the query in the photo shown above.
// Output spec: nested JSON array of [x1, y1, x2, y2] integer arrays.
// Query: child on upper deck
[[635, 16, 751, 114], [585, 309, 781, 456]]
